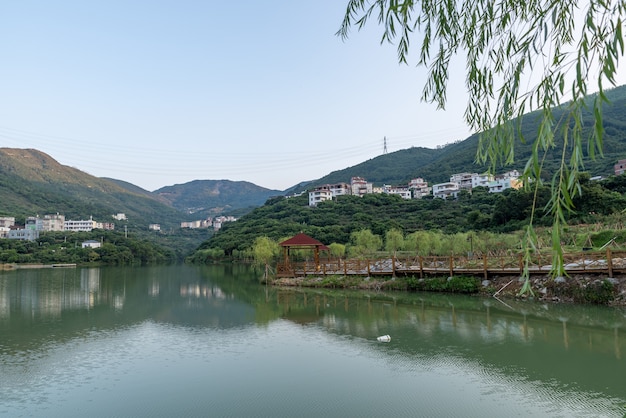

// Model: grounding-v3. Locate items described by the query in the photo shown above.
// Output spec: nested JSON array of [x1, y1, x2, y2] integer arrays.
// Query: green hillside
[[154, 180, 282, 217], [0, 148, 184, 230], [306, 85, 626, 188]]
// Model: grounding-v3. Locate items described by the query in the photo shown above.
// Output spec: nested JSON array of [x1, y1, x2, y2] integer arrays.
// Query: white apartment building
[[488, 171, 523, 193], [450, 173, 477, 190], [64, 219, 97, 232], [308, 183, 351, 206], [471, 173, 494, 188], [432, 182, 460, 199]]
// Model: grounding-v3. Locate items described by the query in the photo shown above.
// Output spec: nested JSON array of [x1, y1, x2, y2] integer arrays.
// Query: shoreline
[[270, 273, 626, 306], [0, 263, 77, 270]]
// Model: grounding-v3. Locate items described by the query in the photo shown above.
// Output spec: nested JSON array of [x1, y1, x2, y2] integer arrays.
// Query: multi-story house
[[432, 182, 460, 199], [450, 173, 477, 190], [43, 214, 65, 231], [64, 218, 97, 232], [350, 177, 373, 196], [382, 185, 412, 200], [308, 183, 351, 206], [0, 217, 15, 228], [488, 171, 523, 193], [471, 173, 494, 188], [408, 178, 431, 199]]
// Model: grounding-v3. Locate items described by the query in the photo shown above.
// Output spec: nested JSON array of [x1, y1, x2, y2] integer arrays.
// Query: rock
[[481, 280, 491, 287], [554, 276, 567, 283]]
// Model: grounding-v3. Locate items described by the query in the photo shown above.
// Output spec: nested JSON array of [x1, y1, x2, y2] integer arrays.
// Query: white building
[[0, 217, 15, 228], [149, 224, 161, 231], [8, 229, 39, 241], [112, 213, 127, 221], [309, 189, 333, 206], [488, 171, 523, 193], [43, 214, 65, 231], [382, 185, 412, 200], [450, 173, 477, 190], [64, 218, 97, 232], [408, 178, 431, 199], [433, 182, 460, 199], [308, 183, 351, 206], [350, 177, 373, 196], [471, 173, 494, 188], [82, 240, 102, 249]]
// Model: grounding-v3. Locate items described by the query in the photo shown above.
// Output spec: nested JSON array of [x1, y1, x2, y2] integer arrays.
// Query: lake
[[1, 264, 626, 417]]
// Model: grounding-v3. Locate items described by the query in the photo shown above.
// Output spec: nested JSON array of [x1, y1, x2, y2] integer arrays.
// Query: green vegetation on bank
[[189, 173, 626, 262], [0, 231, 177, 265]]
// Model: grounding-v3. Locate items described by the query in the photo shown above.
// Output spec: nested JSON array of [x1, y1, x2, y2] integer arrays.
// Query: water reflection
[[1, 265, 626, 417]]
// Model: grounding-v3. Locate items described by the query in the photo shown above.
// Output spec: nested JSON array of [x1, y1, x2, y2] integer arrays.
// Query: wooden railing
[[275, 249, 626, 278]]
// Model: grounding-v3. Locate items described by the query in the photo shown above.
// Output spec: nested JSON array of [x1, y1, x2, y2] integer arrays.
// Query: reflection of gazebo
[[277, 233, 329, 277]]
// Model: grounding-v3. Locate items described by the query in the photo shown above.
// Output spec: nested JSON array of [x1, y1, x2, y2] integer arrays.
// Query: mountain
[[0, 148, 183, 228], [154, 180, 282, 218], [305, 85, 626, 188]]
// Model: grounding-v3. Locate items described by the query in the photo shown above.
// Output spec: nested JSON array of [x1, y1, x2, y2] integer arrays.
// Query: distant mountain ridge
[[154, 180, 282, 218]]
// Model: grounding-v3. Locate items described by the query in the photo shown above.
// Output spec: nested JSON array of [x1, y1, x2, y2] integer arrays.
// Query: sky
[[1, 1, 619, 192]]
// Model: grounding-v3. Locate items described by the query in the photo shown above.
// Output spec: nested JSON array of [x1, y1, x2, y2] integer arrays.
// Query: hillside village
[[307, 170, 523, 206], [307, 158, 626, 206]]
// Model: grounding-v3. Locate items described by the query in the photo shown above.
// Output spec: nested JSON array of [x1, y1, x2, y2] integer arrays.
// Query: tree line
[[0, 231, 177, 265]]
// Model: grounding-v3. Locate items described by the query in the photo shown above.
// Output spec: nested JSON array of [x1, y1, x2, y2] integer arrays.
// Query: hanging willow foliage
[[337, 0, 625, 293]]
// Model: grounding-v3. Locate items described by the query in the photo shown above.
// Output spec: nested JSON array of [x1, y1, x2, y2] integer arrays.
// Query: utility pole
[[124, 225, 127, 238]]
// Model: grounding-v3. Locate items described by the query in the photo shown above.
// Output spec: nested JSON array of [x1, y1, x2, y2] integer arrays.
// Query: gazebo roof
[[279, 233, 328, 249]]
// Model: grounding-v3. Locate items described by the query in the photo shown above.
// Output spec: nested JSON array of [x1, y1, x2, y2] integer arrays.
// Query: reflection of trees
[[268, 288, 626, 393], [0, 265, 259, 353]]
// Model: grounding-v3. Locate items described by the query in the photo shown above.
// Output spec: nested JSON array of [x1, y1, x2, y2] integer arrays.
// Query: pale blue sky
[[0, 1, 493, 191]]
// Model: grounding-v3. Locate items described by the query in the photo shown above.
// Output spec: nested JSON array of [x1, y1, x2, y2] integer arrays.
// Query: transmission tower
[[383, 136, 388, 154]]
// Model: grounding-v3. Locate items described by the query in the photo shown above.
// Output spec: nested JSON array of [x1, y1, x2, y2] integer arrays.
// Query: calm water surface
[[1, 264, 626, 417]]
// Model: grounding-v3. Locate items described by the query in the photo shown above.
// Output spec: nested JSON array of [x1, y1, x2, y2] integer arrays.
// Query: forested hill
[[154, 180, 282, 218], [308, 85, 626, 187], [0, 148, 183, 229]]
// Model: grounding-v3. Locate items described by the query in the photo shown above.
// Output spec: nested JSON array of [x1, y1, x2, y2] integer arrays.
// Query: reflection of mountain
[[0, 265, 257, 352]]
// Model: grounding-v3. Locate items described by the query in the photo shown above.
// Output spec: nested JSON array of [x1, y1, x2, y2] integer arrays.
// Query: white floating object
[[377, 335, 391, 342]]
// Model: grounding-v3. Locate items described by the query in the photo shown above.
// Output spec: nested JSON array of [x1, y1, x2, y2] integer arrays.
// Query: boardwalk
[[276, 249, 626, 279]]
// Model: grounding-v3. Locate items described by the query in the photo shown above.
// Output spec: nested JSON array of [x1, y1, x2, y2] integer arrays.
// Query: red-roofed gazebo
[[278, 233, 329, 276]]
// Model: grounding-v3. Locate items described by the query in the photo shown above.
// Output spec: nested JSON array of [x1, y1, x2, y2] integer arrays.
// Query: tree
[[384, 228, 405, 256], [328, 242, 346, 258], [349, 229, 382, 258], [252, 236, 280, 281], [338, 0, 625, 292]]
